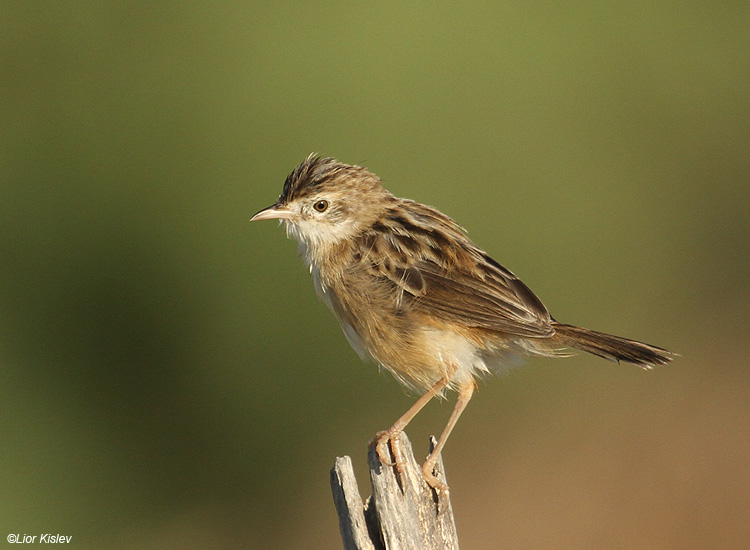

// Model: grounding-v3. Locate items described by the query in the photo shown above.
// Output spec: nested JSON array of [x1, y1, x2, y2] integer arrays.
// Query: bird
[[251, 154, 674, 491]]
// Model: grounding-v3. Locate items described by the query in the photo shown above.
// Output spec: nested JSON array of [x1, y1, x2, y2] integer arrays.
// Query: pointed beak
[[250, 204, 295, 222]]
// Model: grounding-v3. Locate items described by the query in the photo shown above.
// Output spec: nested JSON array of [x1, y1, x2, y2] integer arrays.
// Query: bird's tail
[[551, 322, 674, 369]]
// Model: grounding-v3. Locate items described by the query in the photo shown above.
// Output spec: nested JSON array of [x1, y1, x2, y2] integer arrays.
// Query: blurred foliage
[[1, 2, 748, 548]]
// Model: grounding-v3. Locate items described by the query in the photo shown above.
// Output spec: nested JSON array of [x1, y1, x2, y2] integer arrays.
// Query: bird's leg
[[369, 376, 451, 474], [422, 380, 476, 492]]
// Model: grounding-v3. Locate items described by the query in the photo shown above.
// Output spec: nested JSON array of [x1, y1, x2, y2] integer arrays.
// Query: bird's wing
[[407, 255, 554, 337], [364, 229, 554, 338]]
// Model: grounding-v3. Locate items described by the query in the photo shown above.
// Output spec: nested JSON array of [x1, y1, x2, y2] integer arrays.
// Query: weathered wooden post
[[330, 433, 460, 550]]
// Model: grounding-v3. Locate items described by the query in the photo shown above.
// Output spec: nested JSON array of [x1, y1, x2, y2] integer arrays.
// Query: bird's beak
[[250, 204, 295, 222]]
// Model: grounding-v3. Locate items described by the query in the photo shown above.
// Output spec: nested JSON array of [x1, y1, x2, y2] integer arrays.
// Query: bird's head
[[252, 154, 392, 255]]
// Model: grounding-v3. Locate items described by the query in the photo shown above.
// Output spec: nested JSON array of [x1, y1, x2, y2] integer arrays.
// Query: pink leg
[[370, 376, 451, 472], [422, 381, 476, 492]]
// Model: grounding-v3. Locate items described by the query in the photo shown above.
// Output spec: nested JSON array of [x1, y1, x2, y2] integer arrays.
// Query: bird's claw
[[369, 430, 406, 476], [422, 458, 449, 492]]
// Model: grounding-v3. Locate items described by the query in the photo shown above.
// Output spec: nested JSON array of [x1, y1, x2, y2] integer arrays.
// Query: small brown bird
[[252, 154, 673, 491]]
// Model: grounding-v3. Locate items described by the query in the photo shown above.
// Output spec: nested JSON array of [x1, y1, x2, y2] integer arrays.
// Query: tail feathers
[[552, 322, 674, 369]]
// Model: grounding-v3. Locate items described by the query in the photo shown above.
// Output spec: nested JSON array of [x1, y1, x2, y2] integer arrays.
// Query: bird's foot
[[369, 429, 406, 477], [421, 454, 449, 493]]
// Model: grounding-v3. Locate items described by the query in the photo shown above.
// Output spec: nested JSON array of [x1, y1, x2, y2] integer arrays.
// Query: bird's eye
[[313, 200, 329, 213]]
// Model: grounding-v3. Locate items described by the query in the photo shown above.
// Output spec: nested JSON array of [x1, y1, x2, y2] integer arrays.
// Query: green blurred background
[[2, 2, 748, 548]]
